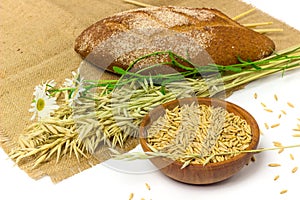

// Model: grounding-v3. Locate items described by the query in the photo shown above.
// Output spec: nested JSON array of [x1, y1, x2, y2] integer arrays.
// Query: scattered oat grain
[[264, 122, 269, 130], [129, 193, 134, 200], [270, 123, 280, 128], [260, 102, 267, 107], [274, 175, 280, 181], [274, 94, 278, 101], [268, 163, 281, 167], [254, 93, 258, 99], [280, 190, 288, 194], [273, 141, 283, 147], [278, 114, 282, 119], [278, 148, 284, 154], [292, 134, 300, 137], [281, 110, 287, 115], [260, 130, 264, 135], [292, 166, 298, 173], [287, 102, 295, 108], [273, 141, 284, 153], [290, 153, 295, 160], [145, 183, 151, 191], [264, 108, 273, 113]]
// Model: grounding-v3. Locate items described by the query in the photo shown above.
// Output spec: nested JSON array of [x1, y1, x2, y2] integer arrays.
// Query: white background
[[1, 0, 300, 199]]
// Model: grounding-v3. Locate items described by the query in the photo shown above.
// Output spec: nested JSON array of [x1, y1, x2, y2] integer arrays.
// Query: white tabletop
[[1, 1, 300, 200]]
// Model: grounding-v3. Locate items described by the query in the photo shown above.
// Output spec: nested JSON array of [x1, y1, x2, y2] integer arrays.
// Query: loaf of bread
[[74, 6, 275, 74]]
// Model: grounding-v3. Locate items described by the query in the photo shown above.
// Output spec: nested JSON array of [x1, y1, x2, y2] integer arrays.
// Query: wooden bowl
[[139, 97, 260, 185]]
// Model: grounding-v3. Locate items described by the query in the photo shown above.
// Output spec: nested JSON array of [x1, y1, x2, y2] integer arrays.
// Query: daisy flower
[[29, 84, 59, 121], [63, 69, 85, 106]]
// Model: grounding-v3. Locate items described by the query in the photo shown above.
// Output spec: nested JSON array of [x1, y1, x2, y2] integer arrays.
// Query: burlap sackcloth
[[1, 0, 300, 183]]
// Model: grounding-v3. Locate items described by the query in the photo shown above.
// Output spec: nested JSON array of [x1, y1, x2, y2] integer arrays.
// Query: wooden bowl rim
[[139, 97, 260, 169]]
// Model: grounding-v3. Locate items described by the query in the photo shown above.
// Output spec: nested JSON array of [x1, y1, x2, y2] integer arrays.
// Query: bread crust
[[74, 6, 275, 73]]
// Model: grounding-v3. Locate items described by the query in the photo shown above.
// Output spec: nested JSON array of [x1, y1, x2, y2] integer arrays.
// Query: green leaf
[[160, 85, 166, 95], [226, 66, 243, 72], [250, 63, 262, 70], [237, 57, 262, 70], [113, 66, 127, 75], [218, 65, 242, 73]]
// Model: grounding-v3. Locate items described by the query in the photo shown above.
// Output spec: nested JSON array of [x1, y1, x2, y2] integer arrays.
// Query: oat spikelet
[[9, 105, 87, 168]]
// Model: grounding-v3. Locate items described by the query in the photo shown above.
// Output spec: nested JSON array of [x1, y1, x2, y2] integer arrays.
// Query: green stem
[[127, 51, 171, 72], [51, 45, 300, 98], [223, 61, 300, 91]]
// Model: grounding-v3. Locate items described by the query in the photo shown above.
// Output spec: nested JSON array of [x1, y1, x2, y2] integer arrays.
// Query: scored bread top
[[74, 6, 275, 73]]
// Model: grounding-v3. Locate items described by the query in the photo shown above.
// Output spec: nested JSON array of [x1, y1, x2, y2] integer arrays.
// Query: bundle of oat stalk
[[9, 45, 300, 168]]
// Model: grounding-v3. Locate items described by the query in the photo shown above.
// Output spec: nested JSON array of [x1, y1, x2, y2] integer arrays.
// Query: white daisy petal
[[63, 78, 74, 88], [72, 71, 77, 77], [63, 68, 86, 107], [46, 80, 56, 88], [30, 111, 36, 121], [29, 83, 59, 121]]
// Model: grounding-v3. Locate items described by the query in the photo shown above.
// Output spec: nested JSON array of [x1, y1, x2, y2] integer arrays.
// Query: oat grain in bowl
[[146, 103, 253, 165], [139, 97, 260, 184]]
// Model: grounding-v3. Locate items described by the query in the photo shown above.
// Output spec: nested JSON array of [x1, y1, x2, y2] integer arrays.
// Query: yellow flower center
[[36, 98, 45, 111]]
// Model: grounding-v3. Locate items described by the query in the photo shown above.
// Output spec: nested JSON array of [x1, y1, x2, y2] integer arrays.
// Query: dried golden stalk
[[253, 28, 284, 33], [232, 8, 256, 20], [123, 0, 153, 7], [122, 3, 275, 33], [243, 22, 273, 28], [9, 106, 87, 169]]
